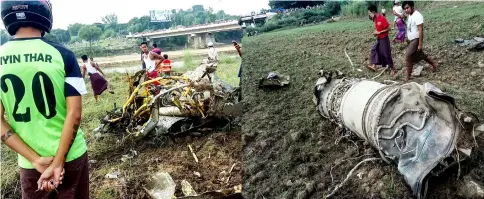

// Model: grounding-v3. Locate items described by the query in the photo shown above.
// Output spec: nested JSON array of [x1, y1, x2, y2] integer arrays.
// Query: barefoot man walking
[[402, 1, 438, 81], [367, 5, 396, 77], [80, 55, 112, 102]]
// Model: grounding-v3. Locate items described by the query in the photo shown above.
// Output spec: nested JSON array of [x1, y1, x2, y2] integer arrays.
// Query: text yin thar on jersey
[[0, 53, 53, 65]]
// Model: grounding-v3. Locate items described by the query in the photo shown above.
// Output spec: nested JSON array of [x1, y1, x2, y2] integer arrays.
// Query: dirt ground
[[89, 131, 242, 199], [241, 2, 484, 199]]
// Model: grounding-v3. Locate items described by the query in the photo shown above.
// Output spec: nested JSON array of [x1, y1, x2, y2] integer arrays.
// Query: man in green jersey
[[0, 0, 89, 198]]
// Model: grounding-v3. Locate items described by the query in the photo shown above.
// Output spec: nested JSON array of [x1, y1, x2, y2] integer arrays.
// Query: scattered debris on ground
[[411, 64, 425, 77], [455, 37, 484, 51], [258, 72, 290, 88], [88, 63, 243, 199]]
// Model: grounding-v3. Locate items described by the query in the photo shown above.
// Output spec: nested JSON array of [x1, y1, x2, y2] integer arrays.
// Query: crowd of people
[[367, 0, 438, 81]]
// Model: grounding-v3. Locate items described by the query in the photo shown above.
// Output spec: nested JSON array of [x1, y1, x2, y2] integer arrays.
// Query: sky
[[1, 0, 271, 30]]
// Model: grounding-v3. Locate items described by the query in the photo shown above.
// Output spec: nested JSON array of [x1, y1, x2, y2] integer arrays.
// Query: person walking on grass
[[0, 0, 89, 198], [392, 0, 406, 44], [80, 55, 113, 102], [89, 56, 111, 89], [367, 5, 396, 77], [402, 1, 438, 81]]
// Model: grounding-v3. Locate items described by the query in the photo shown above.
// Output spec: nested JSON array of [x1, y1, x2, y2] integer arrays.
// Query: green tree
[[101, 29, 119, 39], [269, 1, 325, 9], [78, 25, 102, 49], [102, 13, 118, 30], [192, 5, 205, 12], [44, 32, 59, 43], [67, 23, 85, 36], [93, 23, 105, 31], [51, 29, 71, 43]]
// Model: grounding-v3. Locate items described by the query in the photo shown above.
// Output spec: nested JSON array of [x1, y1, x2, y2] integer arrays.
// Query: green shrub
[[254, 4, 337, 33], [341, 1, 431, 17]]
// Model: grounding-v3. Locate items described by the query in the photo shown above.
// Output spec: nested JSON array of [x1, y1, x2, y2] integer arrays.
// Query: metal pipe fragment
[[314, 70, 471, 199]]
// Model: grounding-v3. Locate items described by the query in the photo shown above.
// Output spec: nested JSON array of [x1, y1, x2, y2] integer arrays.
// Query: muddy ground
[[241, 2, 484, 199], [88, 130, 242, 199]]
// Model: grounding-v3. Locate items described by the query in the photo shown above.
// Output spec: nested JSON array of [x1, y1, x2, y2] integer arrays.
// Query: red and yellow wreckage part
[[95, 63, 241, 138]]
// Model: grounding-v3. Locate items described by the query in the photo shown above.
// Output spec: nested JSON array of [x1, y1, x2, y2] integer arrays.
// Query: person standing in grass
[[392, 0, 406, 44], [402, 1, 438, 81], [233, 41, 242, 83], [367, 5, 396, 77], [80, 55, 113, 102], [0, 0, 89, 197], [207, 42, 219, 63]]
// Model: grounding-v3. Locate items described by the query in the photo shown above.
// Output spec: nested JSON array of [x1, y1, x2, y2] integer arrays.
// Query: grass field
[[241, 2, 484, 199], [0, 53, 241, 198]]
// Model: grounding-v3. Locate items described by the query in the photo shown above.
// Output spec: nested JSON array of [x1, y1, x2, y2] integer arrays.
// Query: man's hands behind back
[[32, 156, 54, 173]]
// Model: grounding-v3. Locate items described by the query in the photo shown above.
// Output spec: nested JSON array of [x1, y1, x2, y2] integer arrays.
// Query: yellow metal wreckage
[[94, 62, 242, 139]]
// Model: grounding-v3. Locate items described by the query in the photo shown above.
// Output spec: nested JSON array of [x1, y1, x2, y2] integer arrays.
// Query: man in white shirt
[[403, 1, 438, 81], [207, 42, 219, 63]]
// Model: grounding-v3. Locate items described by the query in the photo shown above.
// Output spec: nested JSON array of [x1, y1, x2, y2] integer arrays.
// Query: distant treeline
[[0, 5, 242, 50], [248, 1, 431, 34]]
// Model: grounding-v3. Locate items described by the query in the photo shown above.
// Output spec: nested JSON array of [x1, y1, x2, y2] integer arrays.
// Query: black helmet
[[1, 0, 53, 36]]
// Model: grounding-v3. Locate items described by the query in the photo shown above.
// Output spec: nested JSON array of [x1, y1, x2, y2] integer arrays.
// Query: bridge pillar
[[187, 33, 205, 49], [205, 33, 216, 46], [187, 33, 216, 49], [148, 39, 155, 48]]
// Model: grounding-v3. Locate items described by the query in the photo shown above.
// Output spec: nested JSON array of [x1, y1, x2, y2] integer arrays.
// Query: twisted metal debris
[[313, 70, 479, 199], [95, 63, 241, 138]]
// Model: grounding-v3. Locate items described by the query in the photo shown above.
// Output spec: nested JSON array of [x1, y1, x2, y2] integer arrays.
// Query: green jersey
[[0, 37, 88, 169]]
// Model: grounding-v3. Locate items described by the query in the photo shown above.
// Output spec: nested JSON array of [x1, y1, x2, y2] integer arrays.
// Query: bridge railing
[[130, 20, 239, 37]]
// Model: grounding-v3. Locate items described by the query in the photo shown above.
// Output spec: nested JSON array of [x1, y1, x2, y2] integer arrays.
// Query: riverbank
[[78, 44, 239, 69]]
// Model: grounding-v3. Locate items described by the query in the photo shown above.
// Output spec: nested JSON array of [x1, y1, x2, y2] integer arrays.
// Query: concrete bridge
[[126, 14, 269, 49], [126, 20, 242, 49]]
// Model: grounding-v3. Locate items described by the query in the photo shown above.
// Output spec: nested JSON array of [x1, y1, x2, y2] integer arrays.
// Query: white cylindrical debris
[[159, 107, 184, 116], [314, 70, 470, 199]]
